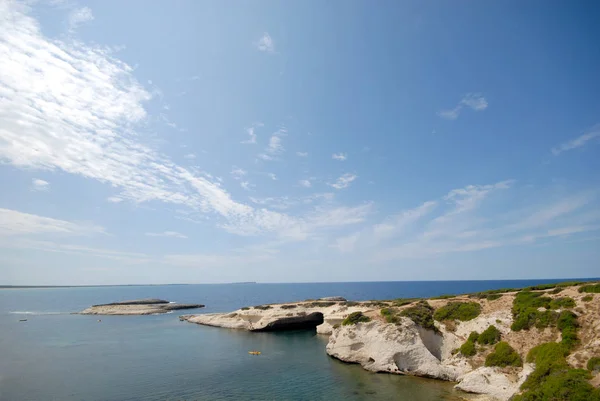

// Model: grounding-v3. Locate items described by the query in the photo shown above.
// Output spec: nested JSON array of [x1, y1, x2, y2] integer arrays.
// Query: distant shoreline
[[2, 278, 599, 289]]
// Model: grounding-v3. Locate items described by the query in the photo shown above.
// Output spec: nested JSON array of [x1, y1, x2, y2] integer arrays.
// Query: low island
[[78, 298, 204, 315], [181, 282, 600, 401]]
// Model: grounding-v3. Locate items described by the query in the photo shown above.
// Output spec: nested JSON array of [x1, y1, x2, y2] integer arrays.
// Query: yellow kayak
[[248, 351, 261, 355]]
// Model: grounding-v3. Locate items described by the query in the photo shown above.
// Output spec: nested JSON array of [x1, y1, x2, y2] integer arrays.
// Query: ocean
[[0, 279, 590, 401]]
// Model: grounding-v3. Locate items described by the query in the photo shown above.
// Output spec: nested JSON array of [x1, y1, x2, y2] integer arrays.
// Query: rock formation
[[78, 299, 204, 315]]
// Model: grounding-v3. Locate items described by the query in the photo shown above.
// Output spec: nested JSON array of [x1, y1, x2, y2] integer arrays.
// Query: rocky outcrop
[[79, 299, 204, 315], [181, 301, 371, 333], [326, 318, 470, 381], [455, 365, 534, 401]]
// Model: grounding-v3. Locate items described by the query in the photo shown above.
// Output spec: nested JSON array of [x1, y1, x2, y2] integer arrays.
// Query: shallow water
[[0, 279, 587, 400]]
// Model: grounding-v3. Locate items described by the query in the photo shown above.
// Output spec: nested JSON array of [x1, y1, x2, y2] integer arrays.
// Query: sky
[[1, 0, 599, 285]]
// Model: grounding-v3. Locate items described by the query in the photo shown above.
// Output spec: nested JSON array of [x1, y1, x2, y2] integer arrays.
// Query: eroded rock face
[[79, 299, 204, 315], [326, 318, 470, 381], [181, 302, 373, 333], [455, 365, 534, 401]]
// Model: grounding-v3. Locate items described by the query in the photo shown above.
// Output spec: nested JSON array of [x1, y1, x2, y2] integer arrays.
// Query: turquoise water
[[0, 279, 589, 400]]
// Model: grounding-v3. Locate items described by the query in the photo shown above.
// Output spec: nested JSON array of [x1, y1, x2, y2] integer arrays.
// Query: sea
[[0, 279, 592, 401]]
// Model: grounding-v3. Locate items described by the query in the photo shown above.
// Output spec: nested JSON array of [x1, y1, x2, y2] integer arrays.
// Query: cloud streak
[[438, 93, 488, 120], [552, 125, 600, 155], [255, 32, 274, 53], [330, 173, 357, 189], [145, 231, 187, 239]]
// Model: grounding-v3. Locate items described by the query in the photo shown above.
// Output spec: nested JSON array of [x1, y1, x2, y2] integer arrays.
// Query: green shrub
[[478, 325, 501, 345], [485, 342, 522, 367], [582, 295, 593, 302], [332, 323, 340, 329], [511, 291, 555, 331], [306, 301, 337, 308], [588, 357, 600, 373], [516, 367, 598, 401], [342, 311, 371, 326], [241, 307, 250, 310], [487, 294, 503, 301], [431, 294, 455, 300], [549, 297, 576, 309], [380, 308, 400, 324], [433, 302, 481, 322], [525, 281, 584, 291], [460, 339, 477, 356], [526, 342, 569, 364], [579, 284, 600, 293], [400, 301, 437, 332], [280, 304, 297, 309], [550, 287, 564, 294], [468, 331, 480, 343], [342, 301, 360, 307], [254, 305, 272, 310], [393, 298, 418, 307]]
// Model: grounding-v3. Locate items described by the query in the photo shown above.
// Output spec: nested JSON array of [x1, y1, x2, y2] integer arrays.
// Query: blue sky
[[1, 0, 599, 285]]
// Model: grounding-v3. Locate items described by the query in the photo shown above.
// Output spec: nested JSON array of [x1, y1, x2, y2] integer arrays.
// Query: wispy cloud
[[230, 167, 247, 180], [68, 6, 93, 32], [552, 125, 600, 155], [299, 179, 312, 188], [240, 181, 254, 191], [145, 231, 187, 239], [330, 173, 357, 189], [438, 93, 488, 120], [255, 32, 274, 53], [107, 196, 123, 203], [296, 152, 308, 157], [0, 208, 104, 237], [183, 153, 196, 159], [31, 178, 49, 192], [0, 3, 310, 239], [242, 123, 263, 144], [257, 129, 286, 161], [267, 173, 277, 181], [332, 153, 347, 161]]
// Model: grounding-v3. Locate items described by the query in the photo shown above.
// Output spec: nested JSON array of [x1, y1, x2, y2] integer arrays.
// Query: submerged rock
[[78, 299, 204, 315]]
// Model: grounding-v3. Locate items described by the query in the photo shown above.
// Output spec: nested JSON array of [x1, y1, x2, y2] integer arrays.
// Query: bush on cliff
[[485, 342, 522, 367], [380, 308, 400, 324], [478, 325, 501, 345], [460, 339, 477, 356], [549, 297, 576, 309], [582, 295, 593, 302], [433, 301, 481, 322], [342, 311, 371, 326], [400, 301, 438, 332], [579, 283, 600, 293], [588, 357, 600, 373]]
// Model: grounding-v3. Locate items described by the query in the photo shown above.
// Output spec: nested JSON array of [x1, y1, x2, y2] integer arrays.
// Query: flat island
[[79, 298, 204, 315], [181, 282, 600, 401]]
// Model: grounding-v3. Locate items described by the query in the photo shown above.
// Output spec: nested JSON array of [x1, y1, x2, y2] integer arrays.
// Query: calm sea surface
[[0, 279, 591, 401]]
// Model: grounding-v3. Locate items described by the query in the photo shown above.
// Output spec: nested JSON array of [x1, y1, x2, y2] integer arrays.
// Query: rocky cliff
[[181, 284, 600, 401], [79, 299, 205, 315]]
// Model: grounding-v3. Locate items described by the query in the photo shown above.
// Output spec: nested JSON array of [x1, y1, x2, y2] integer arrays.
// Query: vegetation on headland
[[459, 326, 501, 357], [588, 357, 600, 373], [582, 295, 594, 302], [433, 301, 481, 322], [579, 283, 600, 293], [485, 341, 522, 367], [342, 311, 371, 326], [400, 301, 438, 332]]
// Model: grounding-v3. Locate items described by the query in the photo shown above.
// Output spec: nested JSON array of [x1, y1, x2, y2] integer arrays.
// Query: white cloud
[[330, 173, 357, 189], [31, 178, 49, 191], [230, 167, 247, 180], [0, 3, 308, 239], [438, 93, 488, 120], [552, 125, 600, 155], [241, 125, 259, 144], [257, 129, 286, 161], [240, 181, 254, 191], [145, 231, 187, 239], [331, 232, 360, 253], [299, 179, 312, 188], [0, 208, 104, 237], [107, 196, 123, 203], [255, 32, 274, 53], [268, 173, 277, 180], [183, 153, 196, 159], [68, 6, 94, 31], [373, 201, 437, 239], [296, 152, 308, 157], [332, 153, 347, 161]]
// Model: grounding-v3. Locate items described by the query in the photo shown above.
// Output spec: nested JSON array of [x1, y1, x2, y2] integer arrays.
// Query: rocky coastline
[[180, 284, 600, 401], [78, 298, 204, 315]]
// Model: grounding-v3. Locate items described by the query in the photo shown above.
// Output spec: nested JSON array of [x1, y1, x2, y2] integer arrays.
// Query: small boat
[[248, 351, 261, 355], [19, 319, 27, 322]]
